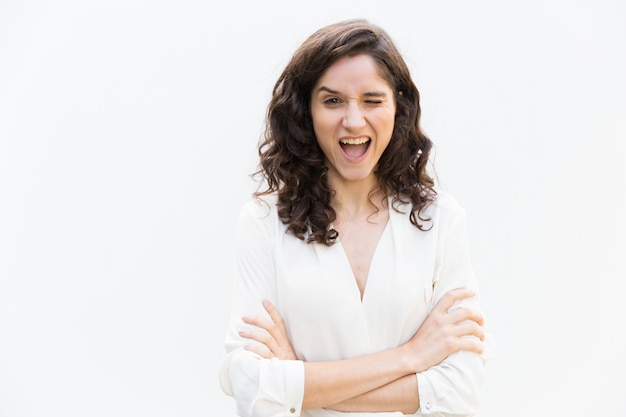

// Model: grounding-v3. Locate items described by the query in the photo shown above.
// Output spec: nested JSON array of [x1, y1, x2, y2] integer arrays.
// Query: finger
[[454, 320, 486, 341], [244, 342, 274, 359], [242, 307, 289, 353], [261, 301, 293, 349], [458, 337, 484, 355], [239, 327, 273, 345], [433, 288, 476, 314], [242, 315, 278, 341], [239, 329, 281, 358], [243, 313, 280, 331], [262, 299, 288, 335], [448, 307, 484, 326]]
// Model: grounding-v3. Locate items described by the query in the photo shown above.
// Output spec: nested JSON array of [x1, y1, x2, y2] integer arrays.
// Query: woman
[[220, 19, 489, 417]]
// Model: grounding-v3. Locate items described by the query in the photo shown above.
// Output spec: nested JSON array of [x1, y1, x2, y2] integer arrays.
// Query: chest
[[336, 216, 389, 300], [274, 213, 439, 359]]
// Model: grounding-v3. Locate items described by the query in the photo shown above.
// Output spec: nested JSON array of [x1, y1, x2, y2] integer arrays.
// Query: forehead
[[314, 54, 392, 91]]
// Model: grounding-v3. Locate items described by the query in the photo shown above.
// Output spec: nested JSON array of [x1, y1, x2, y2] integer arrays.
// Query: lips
[[339, 136, 371, 159]]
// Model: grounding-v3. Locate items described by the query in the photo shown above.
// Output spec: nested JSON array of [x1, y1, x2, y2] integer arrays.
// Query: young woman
[[220, 19, 490, 417]]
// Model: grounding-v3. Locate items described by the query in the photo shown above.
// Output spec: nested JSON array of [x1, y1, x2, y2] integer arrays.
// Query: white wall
[[1, 1, 624, 416]]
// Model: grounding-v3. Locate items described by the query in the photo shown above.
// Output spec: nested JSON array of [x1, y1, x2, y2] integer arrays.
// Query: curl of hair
[[253, 19, 436, 245]]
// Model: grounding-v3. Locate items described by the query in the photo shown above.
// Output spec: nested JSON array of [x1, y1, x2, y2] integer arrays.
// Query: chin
[[338, 168, 376, 183]]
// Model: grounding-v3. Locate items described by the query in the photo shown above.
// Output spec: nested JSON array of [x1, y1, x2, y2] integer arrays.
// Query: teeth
[[340, 137, 370, 145]]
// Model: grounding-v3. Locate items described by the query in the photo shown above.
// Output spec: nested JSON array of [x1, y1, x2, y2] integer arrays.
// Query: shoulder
[[430, 190, 470, 241], [394, 189, 465, 220], [239, 193, 278, 219], [431, 189, 467, 227], [432, 190, 465, 215], [235, 193, 282, 237], [390, 190, 467, 238]]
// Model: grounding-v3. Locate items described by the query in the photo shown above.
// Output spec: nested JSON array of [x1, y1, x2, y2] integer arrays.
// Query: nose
[[342, 102, 366, 129]]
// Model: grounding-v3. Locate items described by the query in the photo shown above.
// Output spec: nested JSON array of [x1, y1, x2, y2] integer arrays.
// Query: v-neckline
[[335, 216, 391, 303]]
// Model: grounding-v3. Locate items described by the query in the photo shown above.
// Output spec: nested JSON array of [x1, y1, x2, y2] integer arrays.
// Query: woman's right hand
[[239, 299, 298, 361], [403, 287, 485, 373]]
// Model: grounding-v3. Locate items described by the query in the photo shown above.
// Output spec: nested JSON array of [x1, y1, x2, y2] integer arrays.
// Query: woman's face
[[310, 54, 396, 187]]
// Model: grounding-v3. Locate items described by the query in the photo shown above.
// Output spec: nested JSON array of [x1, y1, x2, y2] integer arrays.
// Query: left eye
[[324, 97, 341, 105]]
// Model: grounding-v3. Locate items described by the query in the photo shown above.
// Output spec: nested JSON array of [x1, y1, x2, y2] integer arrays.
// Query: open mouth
[[339, 137, 371, 159]]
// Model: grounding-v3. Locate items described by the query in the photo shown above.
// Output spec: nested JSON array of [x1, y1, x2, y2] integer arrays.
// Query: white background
[[1, 1, 625, 416]]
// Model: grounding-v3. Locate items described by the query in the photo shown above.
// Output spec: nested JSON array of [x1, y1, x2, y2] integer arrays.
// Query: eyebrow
[[316, 86, 388, 98]]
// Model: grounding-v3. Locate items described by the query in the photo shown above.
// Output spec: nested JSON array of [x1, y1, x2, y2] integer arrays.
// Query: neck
[[326, 170, 388, 219], [331, 184, 388, 222]]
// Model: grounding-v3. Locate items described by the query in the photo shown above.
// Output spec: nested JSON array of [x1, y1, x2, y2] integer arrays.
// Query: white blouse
[[220, 192, 490, 417]]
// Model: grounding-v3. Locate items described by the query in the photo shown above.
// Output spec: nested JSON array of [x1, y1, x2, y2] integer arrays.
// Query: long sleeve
[[219, 194, 491, 417], [412, 197, 493, 416], [219, 200, 305, 417]]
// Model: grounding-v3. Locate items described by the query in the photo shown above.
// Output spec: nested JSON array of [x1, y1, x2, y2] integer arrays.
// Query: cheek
[[312, 112, 336, 139], [374, 112, 395, 135], [385, 110, 396, 135]]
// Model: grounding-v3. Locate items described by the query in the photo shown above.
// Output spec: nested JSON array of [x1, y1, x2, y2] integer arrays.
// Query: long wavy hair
[[254, 19, 436, 245]]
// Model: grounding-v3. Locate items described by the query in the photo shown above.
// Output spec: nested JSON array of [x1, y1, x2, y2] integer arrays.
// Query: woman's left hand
[[239, 299, 297, 360]]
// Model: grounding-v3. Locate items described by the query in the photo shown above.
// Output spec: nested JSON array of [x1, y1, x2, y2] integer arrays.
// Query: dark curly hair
[[254, 18, 436, 245]]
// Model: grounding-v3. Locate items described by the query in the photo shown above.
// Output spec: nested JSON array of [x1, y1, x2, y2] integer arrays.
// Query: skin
[[310, 54, 396, 298], [310, 54, 396, 191], [239, 54, 486, 413], [241, 290, 485, 413]]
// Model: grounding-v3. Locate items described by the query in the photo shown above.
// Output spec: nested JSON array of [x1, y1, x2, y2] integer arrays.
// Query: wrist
[[397, 344, 426, 374]]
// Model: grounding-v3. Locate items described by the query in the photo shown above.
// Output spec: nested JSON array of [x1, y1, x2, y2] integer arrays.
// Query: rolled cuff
[[221, 350, 305, 417], [416, 372, 439, 415], [415, 350, 485, 416]]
